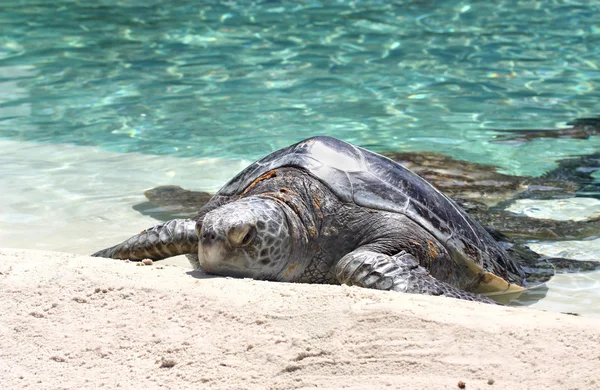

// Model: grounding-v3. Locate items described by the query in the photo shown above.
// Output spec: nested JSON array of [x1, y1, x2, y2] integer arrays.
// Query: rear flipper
[[92, 219, 198, 261], [336, 249, 497, 304]]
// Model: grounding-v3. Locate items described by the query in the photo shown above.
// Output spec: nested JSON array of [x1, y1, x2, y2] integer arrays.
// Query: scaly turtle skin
[[93, 136, 533, 303]]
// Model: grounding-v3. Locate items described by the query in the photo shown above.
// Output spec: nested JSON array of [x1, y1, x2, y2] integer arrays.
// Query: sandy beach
[[1, 247, 599, 390]]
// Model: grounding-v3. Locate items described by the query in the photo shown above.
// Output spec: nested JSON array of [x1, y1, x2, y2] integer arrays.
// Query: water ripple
[[0, 0, 599, 176]]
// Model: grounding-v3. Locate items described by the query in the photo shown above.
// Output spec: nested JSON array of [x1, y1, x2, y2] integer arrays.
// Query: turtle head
[[196, 196, 300, 281]]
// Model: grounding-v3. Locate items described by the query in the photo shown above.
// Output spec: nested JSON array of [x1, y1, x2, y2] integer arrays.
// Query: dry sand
[[1, 248, 599, 390]]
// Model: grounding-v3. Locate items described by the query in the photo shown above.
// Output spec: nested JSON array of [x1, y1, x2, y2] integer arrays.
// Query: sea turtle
[[93, 136, 544, 304]]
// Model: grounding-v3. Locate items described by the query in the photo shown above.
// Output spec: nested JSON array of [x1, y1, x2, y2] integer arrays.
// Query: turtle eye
[[229, 223, 256, 247], [241, 228, 255, 246]]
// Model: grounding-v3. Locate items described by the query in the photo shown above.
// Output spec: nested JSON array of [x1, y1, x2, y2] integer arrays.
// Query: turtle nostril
[[201, 230, 217, 244]]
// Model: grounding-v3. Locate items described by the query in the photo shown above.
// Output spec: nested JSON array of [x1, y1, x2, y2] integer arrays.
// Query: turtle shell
[[218, 136, 525, 291]]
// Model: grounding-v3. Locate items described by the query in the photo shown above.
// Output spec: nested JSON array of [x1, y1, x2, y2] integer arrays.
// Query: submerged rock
[[492, 116, 600, 144]]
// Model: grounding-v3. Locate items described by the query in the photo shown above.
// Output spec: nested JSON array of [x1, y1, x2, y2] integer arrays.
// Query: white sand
[[1, 248, 599, 390]]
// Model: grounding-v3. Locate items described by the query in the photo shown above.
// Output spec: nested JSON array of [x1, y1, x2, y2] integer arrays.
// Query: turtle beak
[[198, 226, 227, 271], [198, 225, 248, 275]]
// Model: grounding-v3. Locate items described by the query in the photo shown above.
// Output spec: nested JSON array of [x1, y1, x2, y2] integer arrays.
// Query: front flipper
[[335, 249, 496, 304], [92, 219, 198, 261]]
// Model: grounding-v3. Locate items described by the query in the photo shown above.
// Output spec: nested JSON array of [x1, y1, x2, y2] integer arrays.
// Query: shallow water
[[1, 0, 599, 315]]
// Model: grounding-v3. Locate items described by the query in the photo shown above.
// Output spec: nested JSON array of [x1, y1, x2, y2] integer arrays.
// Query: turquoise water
[[1, 1, 600, 314], [2, 0, 600, 175]]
